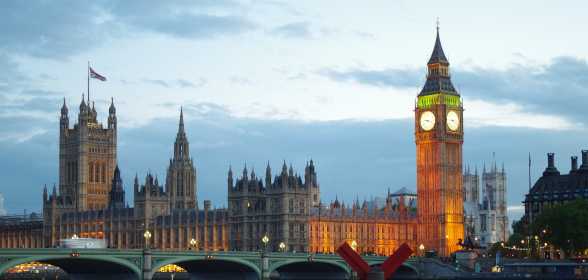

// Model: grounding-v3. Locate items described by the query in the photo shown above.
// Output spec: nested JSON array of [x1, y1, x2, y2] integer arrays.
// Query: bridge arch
[[270, 259, 350, 279], [0, 254, 141, 279], [153, 255, 261, 280], [368, 261, 419, 279]]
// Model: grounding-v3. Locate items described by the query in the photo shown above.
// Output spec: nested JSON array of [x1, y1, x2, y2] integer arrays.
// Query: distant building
[[524, 151, 588, 225], [1, 29, 467, 256], [0, 193, 6, 216], [462, 160, 510, 247], [307, 189, 418, 255], [0, 99, 227, 250], [463, 167, 480, 240]]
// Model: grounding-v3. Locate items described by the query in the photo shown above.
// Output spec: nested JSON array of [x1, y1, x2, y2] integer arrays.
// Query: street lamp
[[279, 242, 286, 253], [262, 234, 270, 253], [190, 238, 197, 251], [350, 240, 358, 252], [419, 244, 425, 257], [71, 234, 78, 239], [143, 230, 152, 249]]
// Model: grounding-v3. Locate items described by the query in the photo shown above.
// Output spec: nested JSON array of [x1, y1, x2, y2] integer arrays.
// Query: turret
[[60, 97, 69, 131], [580, 150, 588, 172], [228, 165, 234, 190], [265, 162, 271, 187], [78, 94, 91, 125], [43, 184, 48, 203], [543, 153, 560, 176], [571, 156, 578, 173], [109, 165, 125, 209], [134, 174, 139, 194], [91, 101, 97, 122], [108, 97, 117, 129], [51, 184, 57, 201], [242, 164, 248, 181]]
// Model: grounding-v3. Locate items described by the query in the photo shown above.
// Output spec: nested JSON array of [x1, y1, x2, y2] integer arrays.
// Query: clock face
[[420, 111, 435, 131], [447, 110, 460, 131]]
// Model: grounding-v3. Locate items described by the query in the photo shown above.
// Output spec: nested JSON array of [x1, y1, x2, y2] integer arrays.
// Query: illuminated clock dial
[[447, 110, 460, 131], [420, 111, 435, 131]]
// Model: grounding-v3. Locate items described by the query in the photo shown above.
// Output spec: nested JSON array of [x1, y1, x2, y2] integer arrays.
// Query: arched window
[[89, 162, 94, 183], [102, 163, 106, 183]]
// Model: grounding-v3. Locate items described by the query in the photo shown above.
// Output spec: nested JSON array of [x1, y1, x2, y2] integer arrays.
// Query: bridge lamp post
[[262, 234, 270, 253], [144, 230, 152, 249], [190, 238, 197, 251], [418, 244, 425, 257], [279, 242, 286, 253]]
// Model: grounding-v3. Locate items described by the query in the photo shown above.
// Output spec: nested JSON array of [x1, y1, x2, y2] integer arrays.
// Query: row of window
[[89, 162, 107, 183]]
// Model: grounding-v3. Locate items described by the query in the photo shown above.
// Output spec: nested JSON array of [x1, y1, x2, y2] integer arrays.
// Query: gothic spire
[[419, 24, 457, 97], [109, 97, 116, 114], [79, 93, 86, 110], [428, 25, 449, 65], [173, 107, 189, 159], [61, 97, 68, 115], [179, 106, 185, 134]]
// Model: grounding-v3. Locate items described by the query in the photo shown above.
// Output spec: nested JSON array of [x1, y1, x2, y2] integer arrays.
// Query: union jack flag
[[89, 67, 107, 81]]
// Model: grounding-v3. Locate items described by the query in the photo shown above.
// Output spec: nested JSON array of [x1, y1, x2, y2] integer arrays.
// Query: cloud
[[319, 56, 588, 125], [230, 76, 254, 86], [178, 78, 206, 88], [0, 1, 255, 59], [270, 22, 312, 38], [319, 68, 421, 88], [143, 78, 207, 88]]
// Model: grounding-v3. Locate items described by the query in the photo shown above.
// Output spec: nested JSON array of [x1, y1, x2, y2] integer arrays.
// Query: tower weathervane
[[436, 17, 440, 32]]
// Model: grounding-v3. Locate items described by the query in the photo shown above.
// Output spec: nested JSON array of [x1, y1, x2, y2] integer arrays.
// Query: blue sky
[[1, 1, 588, 225]]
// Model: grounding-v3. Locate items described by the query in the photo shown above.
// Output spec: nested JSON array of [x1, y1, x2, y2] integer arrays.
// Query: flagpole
[[87, 61, 90, 102]]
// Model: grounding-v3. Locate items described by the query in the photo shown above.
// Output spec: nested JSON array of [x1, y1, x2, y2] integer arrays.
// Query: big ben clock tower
[[415, 26, 464, 256]]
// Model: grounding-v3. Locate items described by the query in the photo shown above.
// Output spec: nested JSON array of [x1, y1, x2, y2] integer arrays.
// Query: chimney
[[580, 150, 588, 171], [543, 153, 560, 176], [571, 156, 578, 173]]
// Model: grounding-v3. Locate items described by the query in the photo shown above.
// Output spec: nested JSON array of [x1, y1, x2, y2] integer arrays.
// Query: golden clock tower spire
[[415, 27, 464, 256]]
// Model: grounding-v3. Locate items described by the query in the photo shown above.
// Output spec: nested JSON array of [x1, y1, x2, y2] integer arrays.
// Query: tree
[[531, 199, 588, 257]]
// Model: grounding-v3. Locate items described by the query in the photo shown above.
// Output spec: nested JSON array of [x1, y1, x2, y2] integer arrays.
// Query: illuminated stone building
[[308, 190, 418, 256], [227, 161, 320, 252], [1, 99, 228, 250], [1, 29, 466, 256], [524, 151, 588, 224], [415, 26, 464, 256]]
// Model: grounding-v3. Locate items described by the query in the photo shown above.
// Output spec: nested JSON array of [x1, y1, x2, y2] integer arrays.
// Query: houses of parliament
[[0, 29, 466, 257]]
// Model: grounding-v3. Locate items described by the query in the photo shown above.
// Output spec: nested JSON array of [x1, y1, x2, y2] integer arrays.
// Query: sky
[[1, 0, 588, 226]]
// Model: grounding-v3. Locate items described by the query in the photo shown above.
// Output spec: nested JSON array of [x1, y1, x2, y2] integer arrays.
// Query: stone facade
[[463, 167, 480, 240], [227, 161, 319, 252], [462, 162, 510, 247], [309, 191, 418, 256], [524, 151, 588, 225], [479, 163, 509, 246], [415, 27, 464, 256], [1, 99, 228, 250], [59, 96, 117, 211], [1, 30, 468, 257]]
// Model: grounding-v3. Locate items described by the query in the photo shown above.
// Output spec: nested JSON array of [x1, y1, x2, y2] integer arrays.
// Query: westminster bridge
[[0, 248, 465, 280]]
